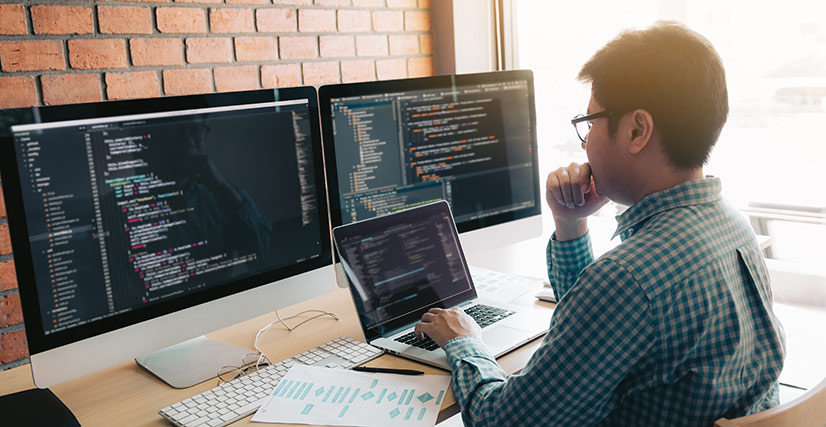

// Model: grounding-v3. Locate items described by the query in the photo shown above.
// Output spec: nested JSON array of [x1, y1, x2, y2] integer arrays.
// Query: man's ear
[[626, 109, 654, 154]]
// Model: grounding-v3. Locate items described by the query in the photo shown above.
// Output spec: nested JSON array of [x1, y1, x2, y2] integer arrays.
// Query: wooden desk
[[0, 283, 550, 426]]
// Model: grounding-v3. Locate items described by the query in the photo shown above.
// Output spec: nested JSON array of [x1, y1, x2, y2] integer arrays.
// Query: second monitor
[[319, 70, 542, 254]]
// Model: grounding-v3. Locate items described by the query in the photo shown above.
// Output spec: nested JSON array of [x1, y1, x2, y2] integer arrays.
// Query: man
[[414, 22, 785, 425]]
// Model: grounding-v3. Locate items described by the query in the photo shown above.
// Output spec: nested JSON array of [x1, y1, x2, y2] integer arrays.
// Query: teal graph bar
[[332, 387, 344, 403], [370, 379, 379, 388], [285, 381, 300, 399], [435, 390, 445, 405], [300, 383, 314, 400], [301, 404, 314, 415], [323, 386, 336, 403], [338, 387, 352, 403], [349, 388, 360, 404], [291, 382, 307, 399], [376, 388, 387, 404], [271, 380, 288, 396], [338, 405, 350, 418], [398, 389, 408, 405], [278, 380, 293, 397], [405, 389, 415, 405], [417, 408, 427, 421], [404, 407, 414, 420]]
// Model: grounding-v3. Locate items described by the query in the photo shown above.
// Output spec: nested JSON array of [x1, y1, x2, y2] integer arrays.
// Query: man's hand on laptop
[[414, 307, 483, 347]]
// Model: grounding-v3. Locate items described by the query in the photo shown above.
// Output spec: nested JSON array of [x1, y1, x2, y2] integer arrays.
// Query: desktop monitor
[[0, 87, 334, 388], [318, 70, 542, 261]]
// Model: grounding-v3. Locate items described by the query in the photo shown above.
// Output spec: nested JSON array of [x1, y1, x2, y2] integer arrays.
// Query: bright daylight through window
[[513, 0, 826, 263]]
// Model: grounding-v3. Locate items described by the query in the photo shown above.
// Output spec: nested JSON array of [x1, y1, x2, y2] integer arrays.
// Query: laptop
[[332, 201, 552, 370]]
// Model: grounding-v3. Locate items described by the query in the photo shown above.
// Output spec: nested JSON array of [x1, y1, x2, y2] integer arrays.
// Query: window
[[510, 0, 826, 262]]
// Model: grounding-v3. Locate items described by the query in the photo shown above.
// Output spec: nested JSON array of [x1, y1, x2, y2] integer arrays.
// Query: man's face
[[583, 96, 615, 200]]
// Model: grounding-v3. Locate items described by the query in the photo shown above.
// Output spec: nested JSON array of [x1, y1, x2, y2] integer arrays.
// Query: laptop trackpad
[[483, 325, 528, 348]]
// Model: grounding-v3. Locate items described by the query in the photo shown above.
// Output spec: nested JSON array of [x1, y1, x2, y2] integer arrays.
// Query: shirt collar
[[613, 177, 722, 240]]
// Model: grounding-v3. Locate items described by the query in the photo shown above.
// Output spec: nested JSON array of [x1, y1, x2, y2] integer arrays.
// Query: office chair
[[714, 377, 826, 426]]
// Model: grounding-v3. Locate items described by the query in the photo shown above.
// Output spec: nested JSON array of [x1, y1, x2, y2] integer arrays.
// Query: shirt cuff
[[550, 230, 593, 276], [442, 336, 496, 367]]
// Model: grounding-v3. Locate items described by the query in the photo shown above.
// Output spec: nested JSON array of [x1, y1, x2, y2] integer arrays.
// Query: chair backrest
[[714, 378, 826, 427]]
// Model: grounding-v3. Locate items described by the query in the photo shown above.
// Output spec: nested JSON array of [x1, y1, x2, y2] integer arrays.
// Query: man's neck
[[631, 167, 704, 204]]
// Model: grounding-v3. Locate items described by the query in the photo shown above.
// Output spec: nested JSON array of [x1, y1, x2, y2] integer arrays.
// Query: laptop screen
[[333, 202, 477, 339]]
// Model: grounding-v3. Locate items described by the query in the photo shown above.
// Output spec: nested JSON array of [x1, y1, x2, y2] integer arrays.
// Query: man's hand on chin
[[414, 307, 483, 347]]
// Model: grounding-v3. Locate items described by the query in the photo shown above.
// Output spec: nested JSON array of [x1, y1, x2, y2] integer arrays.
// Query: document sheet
[[252, 365, 451, 427]]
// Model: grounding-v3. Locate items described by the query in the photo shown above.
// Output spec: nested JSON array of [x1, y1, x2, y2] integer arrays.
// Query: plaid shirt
[[443, 178, 785, 426]]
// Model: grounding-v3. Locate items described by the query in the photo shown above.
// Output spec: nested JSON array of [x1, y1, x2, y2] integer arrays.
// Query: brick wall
[[0, 0, 434, 371]]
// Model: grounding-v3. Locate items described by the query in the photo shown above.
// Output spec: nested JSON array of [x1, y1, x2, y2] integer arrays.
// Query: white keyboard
[[159, 336, 384, 427]]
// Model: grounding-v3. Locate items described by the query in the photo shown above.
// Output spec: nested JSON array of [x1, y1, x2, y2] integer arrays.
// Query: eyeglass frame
[[571, 111, 614, 143]]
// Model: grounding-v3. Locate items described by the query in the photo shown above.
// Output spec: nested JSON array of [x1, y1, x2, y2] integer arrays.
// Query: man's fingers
[[546, 172, 564, 206], [569, 164, 585, 207], [413, 322, 430, 340], [580, 163, 593, 194]]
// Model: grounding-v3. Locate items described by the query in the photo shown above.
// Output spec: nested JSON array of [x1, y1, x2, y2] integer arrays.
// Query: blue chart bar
[[300, 383, 314, 400], [301, 404, 314, 415], [332, 387, 344, 403], [349, 388, 360, 404], [272, 380, 288, 396], [398, 389, 408, 405], [435, 390, 445, 405], [338, 405, 350, 418], [285, 381, 300, 399], [405, 389, 415, 405], [417, 408, 427, 421], [338, 387, 352, 403], [292, 382, 307, 399], [404, 407, 414, 420], [323, 386, 336, 403], [278, 380, 293, 397], [370, 379, 379, 389], [376, 388, 387, 404]]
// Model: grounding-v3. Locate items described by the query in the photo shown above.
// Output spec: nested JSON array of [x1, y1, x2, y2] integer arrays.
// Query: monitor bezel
[[0, 87, 333, 356], [317, 69, 542, 233]]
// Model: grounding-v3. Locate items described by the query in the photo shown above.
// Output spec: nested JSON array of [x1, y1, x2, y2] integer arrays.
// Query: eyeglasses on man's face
[[571, 111, 613, 143]]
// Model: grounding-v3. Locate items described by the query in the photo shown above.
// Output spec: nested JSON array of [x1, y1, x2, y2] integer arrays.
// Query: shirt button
[[627, 227, 634, 235]]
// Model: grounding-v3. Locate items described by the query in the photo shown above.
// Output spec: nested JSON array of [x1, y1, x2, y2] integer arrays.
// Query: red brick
[[163, 68, 212, 95], [0, 77, 37, 109], [235, 36, 277, 61], [0, 41, 65, 72], [98, 6, 153, 34], [356, 35, 388, 56], [0, 261, 16, 291], [261, 64, 302, 88], [279, 36, 317, 59], [376, 58, 405, 80], [68, 39, 127, 70], [0, 4, 27, 35], [387, 0, 416, 7], [226, 0, 268, 4], [214, 65, 259, 92], [418, 0, 430, 8], [186, 38, 233, 64], [0, 224, 9, 255], [389, 34, 418, 55], [373, 10, 402, 32], [0, 294, 23, 328], [299, 9, 336, 33], [209, 8, 255, 33], [315, 0, 349, 5], [404, 10, 430, 31], [337, 10, 371, 32], [31, 5, 93, 35], [341, 60, 375, 83], [353, 0, 385, 6], [320, 35, 355, 58], [407, 56, 433, 78], [0, 186, 5, 217], [302, 61, 339, 86], [130, 38, 183, 66], [106, 71, 159, 100], [420, 34, 432, 54], [256, 8, 297, 33], [175, 0, 221, 3], [0, 330, 28, 365], [157, 7, 206, 33], [272, 0, 311, 4], [41, 74, 102, 105]]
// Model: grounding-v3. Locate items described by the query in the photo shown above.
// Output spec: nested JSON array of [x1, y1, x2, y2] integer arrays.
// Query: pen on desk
[[352, 366, 425, 375]]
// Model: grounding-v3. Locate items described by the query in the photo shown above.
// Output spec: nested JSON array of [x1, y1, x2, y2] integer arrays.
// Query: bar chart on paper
[[251, 365, 451, 427]]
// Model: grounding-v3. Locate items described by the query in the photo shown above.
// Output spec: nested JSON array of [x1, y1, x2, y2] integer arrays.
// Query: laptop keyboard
[[394, 304, 516, 351]]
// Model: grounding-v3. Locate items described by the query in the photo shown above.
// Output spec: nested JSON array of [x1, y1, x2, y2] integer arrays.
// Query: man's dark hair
[[578, 21, 728, 169]]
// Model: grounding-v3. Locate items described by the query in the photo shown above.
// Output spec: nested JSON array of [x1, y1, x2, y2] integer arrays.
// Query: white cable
[[252, 309, 340, 369]]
